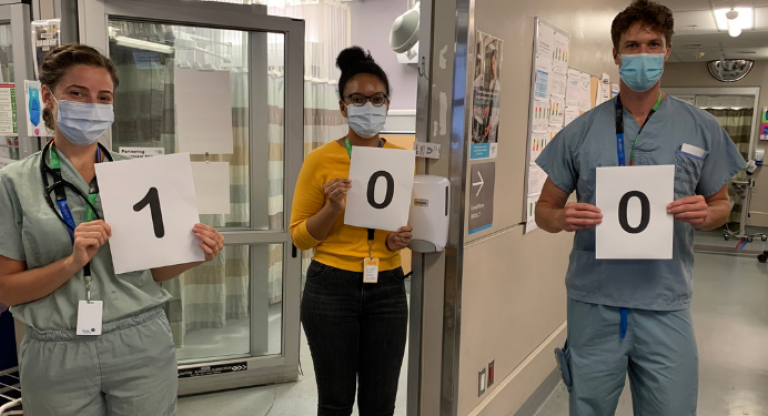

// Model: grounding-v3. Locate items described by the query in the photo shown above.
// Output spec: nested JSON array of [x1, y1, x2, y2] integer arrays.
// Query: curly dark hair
[[611, 0, 674, 50], [40, 44, 119, 131], [336, 46, 390, 100]]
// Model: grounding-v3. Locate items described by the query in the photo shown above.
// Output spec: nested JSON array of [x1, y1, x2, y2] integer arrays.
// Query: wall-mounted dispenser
[[408, 175, 450, 253], [755, 148, 765, 166]]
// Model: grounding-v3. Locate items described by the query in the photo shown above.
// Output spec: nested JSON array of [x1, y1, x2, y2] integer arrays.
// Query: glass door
[[78, 0, 304, 395], [0, 2, 35, 163]]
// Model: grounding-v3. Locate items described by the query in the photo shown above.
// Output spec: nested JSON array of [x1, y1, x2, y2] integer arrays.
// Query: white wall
[[349, 0, 418, 112], [457, 1, 625, 415]]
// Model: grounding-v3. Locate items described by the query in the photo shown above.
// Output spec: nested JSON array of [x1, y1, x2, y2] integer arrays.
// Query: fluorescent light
[[728, 18, 742, 37], [114, 36, 174, 54], [714, 8, 753, 31]]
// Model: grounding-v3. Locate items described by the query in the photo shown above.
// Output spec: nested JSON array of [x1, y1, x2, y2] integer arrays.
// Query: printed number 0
[[133, 187, 166, 238], [367, 171, 395, 209], [618, 191, 650, 234]]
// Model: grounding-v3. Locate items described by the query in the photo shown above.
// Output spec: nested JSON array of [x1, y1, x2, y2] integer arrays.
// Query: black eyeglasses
[[344, 93, 389, 107]]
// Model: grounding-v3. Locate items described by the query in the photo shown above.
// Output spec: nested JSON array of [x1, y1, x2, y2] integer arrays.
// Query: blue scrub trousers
[[20, 306, 178, 416], [567, 298, 698, 416]]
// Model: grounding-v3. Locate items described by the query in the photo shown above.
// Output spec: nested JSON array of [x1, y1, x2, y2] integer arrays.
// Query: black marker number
[[367, 171, 395, 209], [618, 191, 650, 234], [133, 187, 165, 238]]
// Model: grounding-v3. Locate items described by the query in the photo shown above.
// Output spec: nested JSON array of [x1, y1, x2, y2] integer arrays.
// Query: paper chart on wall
[[536, 25, 555, 73], [566, 69, 581, 108], [525, 193, 540, 234], [527, 165, 548, 196], [550, 73, 567, 99], [553, 32, 569, 74], [533, 99, 550, 132], [549, 98, 565, 128], [578, 72, 592, 113], [600, 73, 611, 104], [564, 107, 580, 126], [549, 127, 561, 141], [530, 132, 549, 164]]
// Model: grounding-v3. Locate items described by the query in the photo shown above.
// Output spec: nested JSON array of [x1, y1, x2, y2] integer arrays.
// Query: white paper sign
[[175, 69, 234, 155], [96, 153, 205, 274], [192, 162, 231, 215], [119, 147, 165, 159], [345, 147, 416, 232], [596, 166, 674, 259]]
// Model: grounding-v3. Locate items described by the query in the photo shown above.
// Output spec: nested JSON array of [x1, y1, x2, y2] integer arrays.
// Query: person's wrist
[[327, 202, 343, 215], [63, 255, 82, 276]]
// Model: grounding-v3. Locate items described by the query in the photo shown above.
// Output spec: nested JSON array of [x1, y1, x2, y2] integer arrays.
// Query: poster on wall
[[470, 31, 503, 160], [524, 19, 570, 233], [31, 19, 61, 80], [0, 84, 17, 136]]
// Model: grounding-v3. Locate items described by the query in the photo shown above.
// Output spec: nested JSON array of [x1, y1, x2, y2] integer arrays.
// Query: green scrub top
[[0, 149, 172, 331]]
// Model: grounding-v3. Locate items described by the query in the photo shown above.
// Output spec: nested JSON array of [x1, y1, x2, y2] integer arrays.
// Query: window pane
[[165, 243, 284, 364], [107, 20, 285, 231]]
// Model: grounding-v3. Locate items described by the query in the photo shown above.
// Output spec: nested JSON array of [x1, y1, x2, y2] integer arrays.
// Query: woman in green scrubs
[[0, 44, 225, 416]]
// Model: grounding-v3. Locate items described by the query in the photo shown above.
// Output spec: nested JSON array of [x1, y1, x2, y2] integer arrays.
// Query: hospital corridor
[[1, 0, 768, 416]]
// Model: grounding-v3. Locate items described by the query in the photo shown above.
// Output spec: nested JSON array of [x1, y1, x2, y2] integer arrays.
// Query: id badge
[[363, 257, 379, 283], [77, 301, 103, 336]]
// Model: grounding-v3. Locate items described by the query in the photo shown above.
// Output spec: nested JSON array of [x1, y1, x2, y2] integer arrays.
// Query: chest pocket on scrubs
[[674, 150, 707, 198]]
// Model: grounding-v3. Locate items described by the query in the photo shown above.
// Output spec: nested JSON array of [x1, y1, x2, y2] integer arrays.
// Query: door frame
[[76, 0, 305, 395], [0, 2, 37, 159]]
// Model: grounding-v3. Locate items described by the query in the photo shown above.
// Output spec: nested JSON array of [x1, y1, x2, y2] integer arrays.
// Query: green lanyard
[[344, 136, 382, 158], [616, 92, 663, 166], [50, 145, 98, 223]]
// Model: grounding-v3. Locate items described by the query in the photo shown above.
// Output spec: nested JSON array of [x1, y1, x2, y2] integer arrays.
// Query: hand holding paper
[[561, 203, 603, 232], [667, 195, 708, 227], [323, 178, 352, 213]]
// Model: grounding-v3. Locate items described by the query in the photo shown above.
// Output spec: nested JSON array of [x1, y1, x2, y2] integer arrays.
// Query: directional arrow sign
[[468, 162, 495, 235], [473, 171, 484, 197]]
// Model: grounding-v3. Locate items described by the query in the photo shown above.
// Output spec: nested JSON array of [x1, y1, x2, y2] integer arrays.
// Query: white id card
[[363, 258, 379, 283], [77, 301, 103, 336]]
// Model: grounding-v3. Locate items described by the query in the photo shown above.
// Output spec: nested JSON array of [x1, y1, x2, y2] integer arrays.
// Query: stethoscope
[[40, 139, 113, 231], [40, 140, 113, 302]]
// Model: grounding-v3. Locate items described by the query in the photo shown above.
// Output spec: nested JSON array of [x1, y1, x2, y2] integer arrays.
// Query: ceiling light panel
[[674, 10, 719, 31], [755, 7, 768, 29], [714, 8, 754, 30]]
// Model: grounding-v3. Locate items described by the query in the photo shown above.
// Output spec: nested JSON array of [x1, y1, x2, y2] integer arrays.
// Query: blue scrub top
[[536, 95, 746, 311]]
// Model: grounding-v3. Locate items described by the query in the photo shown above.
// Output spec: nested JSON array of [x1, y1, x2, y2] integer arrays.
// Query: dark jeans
[[301, 261, 409, 416]]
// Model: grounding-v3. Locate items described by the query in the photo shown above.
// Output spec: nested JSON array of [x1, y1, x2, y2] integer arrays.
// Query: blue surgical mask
[[346, 102, 387, 139], [619, 53, 665, 92], [52, 95, 114, 146]]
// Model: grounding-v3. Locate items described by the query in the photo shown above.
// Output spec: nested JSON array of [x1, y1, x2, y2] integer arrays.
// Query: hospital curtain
[[705, 108, 752, 224], [266, 0, 351, 277], [108, 22, 254, 346]]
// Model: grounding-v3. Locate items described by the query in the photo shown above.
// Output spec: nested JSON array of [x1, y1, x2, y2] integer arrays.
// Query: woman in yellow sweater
[[290, 47, 413, 416]]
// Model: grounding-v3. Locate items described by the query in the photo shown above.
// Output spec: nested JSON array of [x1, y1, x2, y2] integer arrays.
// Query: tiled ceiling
[[652, 0, 768, 61]]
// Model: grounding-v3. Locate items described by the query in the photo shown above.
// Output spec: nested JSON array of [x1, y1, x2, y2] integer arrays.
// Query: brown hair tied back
[[39, 44, 120, 131]]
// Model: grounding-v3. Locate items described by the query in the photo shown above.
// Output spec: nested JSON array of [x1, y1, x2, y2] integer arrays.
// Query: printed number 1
[[133, 187, 165, 238]]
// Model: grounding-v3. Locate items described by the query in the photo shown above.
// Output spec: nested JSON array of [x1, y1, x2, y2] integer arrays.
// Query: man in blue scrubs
[[535, 1, 746, 415]]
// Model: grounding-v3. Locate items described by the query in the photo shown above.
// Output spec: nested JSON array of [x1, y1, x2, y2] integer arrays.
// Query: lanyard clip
[[368, 240, 374, 259], [85, 275, 92, 304]]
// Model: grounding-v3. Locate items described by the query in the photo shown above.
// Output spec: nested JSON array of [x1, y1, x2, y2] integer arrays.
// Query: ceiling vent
[[707, 59, 754, 82]]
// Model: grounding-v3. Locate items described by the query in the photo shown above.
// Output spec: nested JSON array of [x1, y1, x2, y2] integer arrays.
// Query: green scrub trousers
[[20, 307, 178, 416], [567, 298, 698, 416]]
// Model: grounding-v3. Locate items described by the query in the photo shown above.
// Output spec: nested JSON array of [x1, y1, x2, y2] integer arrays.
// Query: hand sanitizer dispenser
[[409, 175, 450, 253]]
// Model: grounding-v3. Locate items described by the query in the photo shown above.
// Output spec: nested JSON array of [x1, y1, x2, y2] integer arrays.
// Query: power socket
[[488, 360, 495, 387], [478, 368, 487, 396]]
